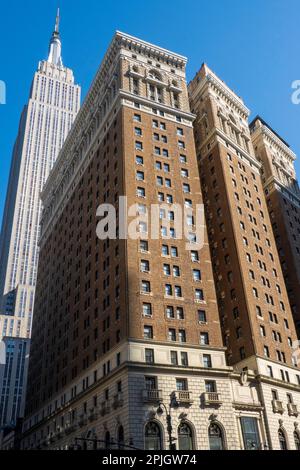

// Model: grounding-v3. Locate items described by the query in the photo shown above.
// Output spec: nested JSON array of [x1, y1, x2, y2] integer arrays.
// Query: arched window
[[145, 422, 162, 450], [294, 431, 300, 450], [278, 429, 288, 450], [105, 431, 111, 450], [209, 423, 224, 450], [118, 425, 125, 449], [178, 422, 194, 450]]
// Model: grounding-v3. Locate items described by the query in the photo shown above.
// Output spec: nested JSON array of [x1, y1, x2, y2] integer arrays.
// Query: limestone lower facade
[[20, 342, 300, 450]]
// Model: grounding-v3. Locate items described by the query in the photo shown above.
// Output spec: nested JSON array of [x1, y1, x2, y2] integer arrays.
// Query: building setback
[[189, 64, 300, 450], [250, 117, 300, 337], [0, 10, 80, 432]]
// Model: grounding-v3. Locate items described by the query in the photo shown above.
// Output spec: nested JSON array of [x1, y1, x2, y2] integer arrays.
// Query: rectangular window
[[144, 325, 153, 339], [203, 354, 212, 368], [240, 417, 260, 450], [145, 349, 154, 364], [143, 303, 152, 317], [171, 351, 178, 365]]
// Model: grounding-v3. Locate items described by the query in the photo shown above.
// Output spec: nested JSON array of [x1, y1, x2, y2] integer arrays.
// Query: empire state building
[[0, 10, 81, 340], [0, 11, 80, 431]]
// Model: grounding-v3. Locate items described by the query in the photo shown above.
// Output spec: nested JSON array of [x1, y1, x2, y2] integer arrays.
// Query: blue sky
[[0, 0, 299, 225]]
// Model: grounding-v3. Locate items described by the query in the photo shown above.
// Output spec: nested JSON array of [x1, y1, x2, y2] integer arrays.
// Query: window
[[264, 346, 270, 358], [136, 170, 145, 181], [171, 246, 178, 257], [198, 310, 207, 323], [145, 422, 162, 451], [181, 352, 188, 366], [256, 305, 262, 317], [166, 306, 175, 319], [183, 183, 190, 193], [294, 431, 300, 450], [203, 354, 212, 368], [240, 417, 260, 450], [168, 328, 176, 341], [157, 176, 163, 186], [178, 330, 186, 342], [140, 240, 149, 252], [137, 187, 145, 198], [171, 350, 178, 365], [135, 127, 142, 136], [163, 264, 171, 276], [178, 423, 194, 450], [141, 260, 150, 272], [144, 325, 153, 339], [193, 269, 201, 281], [181, 168, 189, 178], [200, 332, 209, 345], [176, 378, 187, 390], [165, 284, 172, 296], [173, 266, 180, 277], [175, 286, 182, 298], [195, 289, 204, 301], [143, 303, 152, 317], [278, 429, 288, 450], [177, 307, 184, 320], [145, 349, 154, 364], [162, 245, 169, 256], [135, 141, 143, 150], [145, 376, 157, 390], [134, 114, 141, 122], [209, 423, 224, 451], [136, 155, 144, 165], [141, 281, 151, 293]]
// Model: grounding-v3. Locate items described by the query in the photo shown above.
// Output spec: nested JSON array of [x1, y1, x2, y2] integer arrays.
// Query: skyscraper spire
[[47, 7, 63, 67], [55, 7, 60, 33]]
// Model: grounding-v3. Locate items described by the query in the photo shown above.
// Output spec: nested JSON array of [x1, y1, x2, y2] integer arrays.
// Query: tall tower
[[250, 117, 300, 337], [21, 33, 268, 452], [0, 10, 81, 340], [189, 65, 300, 449], [0, 10, 80, 430]]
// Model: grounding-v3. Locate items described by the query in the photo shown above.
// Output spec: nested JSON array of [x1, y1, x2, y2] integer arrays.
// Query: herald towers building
[[21, 33, 300, 451]]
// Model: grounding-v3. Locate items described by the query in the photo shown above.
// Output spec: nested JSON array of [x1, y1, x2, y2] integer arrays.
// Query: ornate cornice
[[190, 72, 250, 119], [252, 123, 296, 163]]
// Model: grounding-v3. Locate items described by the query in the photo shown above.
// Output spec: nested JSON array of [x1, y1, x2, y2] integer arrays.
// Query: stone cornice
[[116, 31, 187, 65], [252, 124, 296, 163], [190, 73, 250, 119]]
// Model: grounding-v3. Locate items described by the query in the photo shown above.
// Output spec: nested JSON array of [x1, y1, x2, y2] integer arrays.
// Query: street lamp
[[157, 396, 178, 451]]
